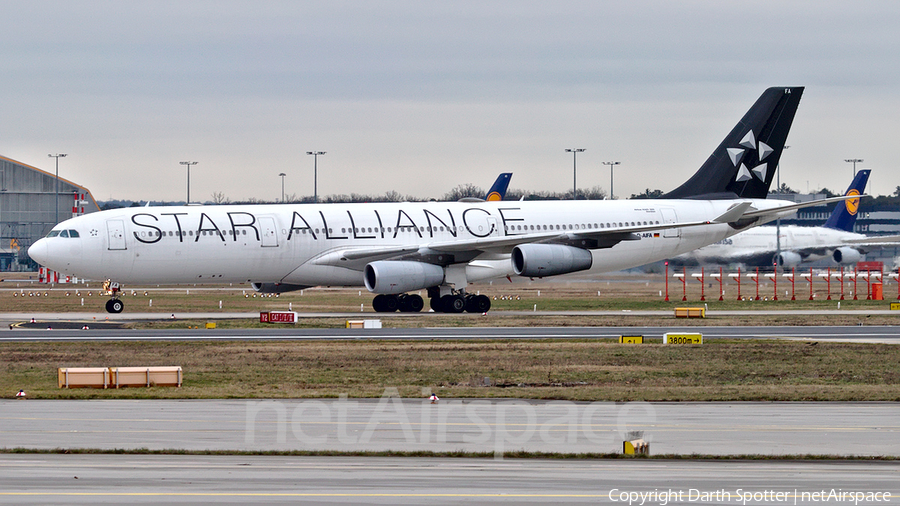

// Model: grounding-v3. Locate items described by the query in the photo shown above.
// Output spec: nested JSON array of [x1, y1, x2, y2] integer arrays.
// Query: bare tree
[[442, 183, 484, 201], [383, 190, 404, 202], [210, 191, 230, 205]]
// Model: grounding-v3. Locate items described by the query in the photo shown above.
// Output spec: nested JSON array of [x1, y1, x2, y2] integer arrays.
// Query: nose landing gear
[[102, 280, 124, 314]]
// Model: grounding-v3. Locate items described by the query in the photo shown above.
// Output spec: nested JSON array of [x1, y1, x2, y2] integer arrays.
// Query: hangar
[[0, 154, 100, 271]]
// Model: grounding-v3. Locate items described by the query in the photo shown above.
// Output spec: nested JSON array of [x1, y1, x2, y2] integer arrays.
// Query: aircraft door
[[107, 220, 127, 250], [660, 208, 680, 238], [259, 216, 278, 247]]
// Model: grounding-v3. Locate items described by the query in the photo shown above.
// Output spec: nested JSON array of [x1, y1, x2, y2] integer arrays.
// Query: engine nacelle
[[833, 247, 861, 265], [364, 261, 445, 294], [773, 251, 802, 268], [251, 282, 311, 294], [512, 244, 593, 277]]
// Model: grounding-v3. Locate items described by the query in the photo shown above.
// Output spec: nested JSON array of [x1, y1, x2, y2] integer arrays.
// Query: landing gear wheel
[[372, 294, 387, 312], [105, 299, 124, 314], [430, 296, 441, 312], [441, 294, 466, 313], [465, 294, 491, 313], [399, 294, 424, 313], [382, 294, 400, 312]]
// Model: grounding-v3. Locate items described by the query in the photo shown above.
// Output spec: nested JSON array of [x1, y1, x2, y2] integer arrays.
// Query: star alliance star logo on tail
[[728, 130, 774, 183]]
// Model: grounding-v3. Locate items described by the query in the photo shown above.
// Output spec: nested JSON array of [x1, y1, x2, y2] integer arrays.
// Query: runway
[[0, 455, 897, 505], [3, 400, 899, 457], [2, 323, 900, 343]]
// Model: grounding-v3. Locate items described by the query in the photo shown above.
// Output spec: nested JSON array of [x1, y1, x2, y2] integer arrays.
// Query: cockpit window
[[68, 230, 80, 238], [59, 230, 69, 238], [46, 230, 60, 238]]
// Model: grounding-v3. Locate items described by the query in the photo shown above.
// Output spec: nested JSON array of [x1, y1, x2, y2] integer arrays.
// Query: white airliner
[[28, 87, 856, 314], [671, 169, 900, 268]]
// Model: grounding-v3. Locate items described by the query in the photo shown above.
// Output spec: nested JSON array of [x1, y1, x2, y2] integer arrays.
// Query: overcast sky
[[1, 1, 898, 202]]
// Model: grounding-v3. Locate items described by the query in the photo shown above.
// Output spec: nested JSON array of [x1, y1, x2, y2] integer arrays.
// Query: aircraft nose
[[28, 239, 49, 266]]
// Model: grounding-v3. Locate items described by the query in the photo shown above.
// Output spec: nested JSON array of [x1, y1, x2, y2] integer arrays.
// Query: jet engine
[[364, 261, 445, 294], [512, 244, 593, 278], [251, 282, 311, 294], [773, 251, 802, 268], [833, 247, 861, 265]]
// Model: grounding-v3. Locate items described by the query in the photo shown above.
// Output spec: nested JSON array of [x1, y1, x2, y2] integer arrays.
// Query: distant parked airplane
[[458, 173, 512, 202], [670, 169, 900, 267]]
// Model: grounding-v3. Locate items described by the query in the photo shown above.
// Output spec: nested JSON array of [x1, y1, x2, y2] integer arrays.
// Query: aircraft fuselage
[[30, 199, 768, 287]]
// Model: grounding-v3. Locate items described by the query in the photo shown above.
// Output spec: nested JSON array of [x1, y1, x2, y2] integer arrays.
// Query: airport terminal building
[[0, 154, 100, 271]]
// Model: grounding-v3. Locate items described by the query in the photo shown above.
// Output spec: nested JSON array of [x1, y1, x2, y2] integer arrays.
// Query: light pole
[[48, 153, 67, 224], [180, 161, 198, 204], [565, 149, 585, 199], [845, 158, 863, 178], [306, 151, 326, 203], [775, 146, 790, 269], [602, 161, 620, 200], [279, 172, 287, 203]]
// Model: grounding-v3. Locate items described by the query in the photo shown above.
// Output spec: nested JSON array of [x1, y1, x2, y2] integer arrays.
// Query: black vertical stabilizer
[[662, 87, 804, 200]]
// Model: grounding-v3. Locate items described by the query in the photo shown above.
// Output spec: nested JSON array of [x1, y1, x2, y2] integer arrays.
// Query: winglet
[[712, 202, 753, 223]]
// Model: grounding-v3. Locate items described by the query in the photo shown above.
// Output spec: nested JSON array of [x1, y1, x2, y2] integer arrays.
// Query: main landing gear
[[372, 290, 491, 313], [372, 293, 425, 313], [102, 280, 124, 314]]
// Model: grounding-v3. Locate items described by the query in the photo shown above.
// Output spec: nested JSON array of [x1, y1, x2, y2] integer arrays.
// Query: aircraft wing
[[842, 234, 900, 246], [780, 234, 900, 259], [307, 197, 859, 269], [307, 203, 753, 268]]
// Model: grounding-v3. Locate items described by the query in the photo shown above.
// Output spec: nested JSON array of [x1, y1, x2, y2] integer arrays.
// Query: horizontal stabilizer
[[712, 202, 754, 223]]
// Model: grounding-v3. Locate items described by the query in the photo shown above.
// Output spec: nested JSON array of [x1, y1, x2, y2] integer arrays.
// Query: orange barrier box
[[58, 367, 109, 389], [109, 367, 183, 388]]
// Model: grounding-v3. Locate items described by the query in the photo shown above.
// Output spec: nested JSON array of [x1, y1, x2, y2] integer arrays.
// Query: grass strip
[[4, 338, 900, 401]]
